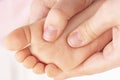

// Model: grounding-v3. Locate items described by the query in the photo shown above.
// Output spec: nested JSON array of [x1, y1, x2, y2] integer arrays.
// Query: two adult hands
[[6, 0, 120, 80]]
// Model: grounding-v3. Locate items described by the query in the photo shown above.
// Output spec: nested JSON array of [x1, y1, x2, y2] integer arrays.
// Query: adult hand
[[67, 0, 120, 48], [30, 0, 95, 41], [54, 27, 120, 80], [53, 0, 120, 79], [42, 0, 95, 42]]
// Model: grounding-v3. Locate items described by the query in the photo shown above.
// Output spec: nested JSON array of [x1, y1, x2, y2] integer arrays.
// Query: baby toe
[[33, 63, 45, 74], [23, 56, 38, 69], [45, 64, 62, 78], [15, 48, 31, 62]]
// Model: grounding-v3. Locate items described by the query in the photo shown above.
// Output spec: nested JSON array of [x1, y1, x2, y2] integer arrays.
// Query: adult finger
[[43, 0, 95, 41], [29, 0, 56, 23], [67, 1, 115, 47]]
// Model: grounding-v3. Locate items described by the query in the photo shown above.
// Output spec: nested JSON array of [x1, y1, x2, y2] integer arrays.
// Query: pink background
[[0, 0, 33, 46]]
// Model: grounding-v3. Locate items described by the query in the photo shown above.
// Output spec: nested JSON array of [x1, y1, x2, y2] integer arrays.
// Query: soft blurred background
[[0, 0, 120, 80]]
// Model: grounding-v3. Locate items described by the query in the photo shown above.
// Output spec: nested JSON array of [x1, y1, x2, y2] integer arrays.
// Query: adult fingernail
[[68, 32, 83, 47], [43, 26, 57, 41]]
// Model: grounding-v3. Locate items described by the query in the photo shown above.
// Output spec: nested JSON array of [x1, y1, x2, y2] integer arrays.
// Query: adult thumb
[[68, 5, 114, 47]]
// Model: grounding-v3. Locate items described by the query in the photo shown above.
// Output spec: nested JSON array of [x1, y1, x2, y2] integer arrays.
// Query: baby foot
[[5, 19, 111, 74], [5, 0, 112, 76]]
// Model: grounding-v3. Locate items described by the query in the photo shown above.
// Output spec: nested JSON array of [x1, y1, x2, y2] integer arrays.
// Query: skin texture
[[53, 0, 120, 80], [5, 0, 112, 79], [5, 0, 120, 80], [27, 0, 120, 79], [4, 19, 111, 72], [54, 28, 120, 80]]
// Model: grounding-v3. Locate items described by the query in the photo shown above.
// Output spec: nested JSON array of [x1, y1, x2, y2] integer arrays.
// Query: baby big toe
[[5, 26, 30, 50]]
